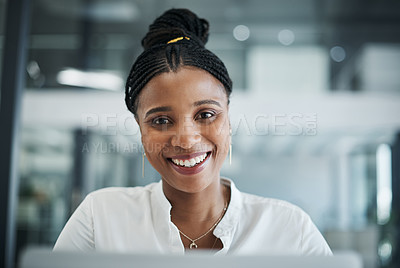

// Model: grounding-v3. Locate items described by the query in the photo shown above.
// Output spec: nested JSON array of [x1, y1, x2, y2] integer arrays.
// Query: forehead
[[137, 67, 228, 113]]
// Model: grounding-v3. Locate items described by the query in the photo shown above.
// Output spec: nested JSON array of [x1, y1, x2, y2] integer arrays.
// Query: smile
[[171, 152, 208, 168], [167, 152, 211, 175]]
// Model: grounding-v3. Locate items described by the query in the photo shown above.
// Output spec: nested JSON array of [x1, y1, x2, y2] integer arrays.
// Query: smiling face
[[136, 67, 230, 194]]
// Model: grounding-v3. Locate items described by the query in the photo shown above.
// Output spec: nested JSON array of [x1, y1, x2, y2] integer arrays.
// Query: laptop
[[19, 248, 362, 268]]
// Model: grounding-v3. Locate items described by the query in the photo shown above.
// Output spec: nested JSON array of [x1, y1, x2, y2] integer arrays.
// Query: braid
[[125, 8, 232, 116]]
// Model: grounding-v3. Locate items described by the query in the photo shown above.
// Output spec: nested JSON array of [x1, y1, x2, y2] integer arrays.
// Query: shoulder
[[89, 182, 158, 197], [237, 192, 332, 256], [83, 182, 159, 208], [238, 191, 310, 223], [224, 177, 308, 219], [226, 179, 331, 255]]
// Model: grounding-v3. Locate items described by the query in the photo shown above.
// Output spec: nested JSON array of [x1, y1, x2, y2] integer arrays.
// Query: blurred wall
[[1, 1, 400, 268]]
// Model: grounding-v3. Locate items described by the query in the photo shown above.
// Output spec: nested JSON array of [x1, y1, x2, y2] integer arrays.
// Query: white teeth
[[171, 153, 208, 168]]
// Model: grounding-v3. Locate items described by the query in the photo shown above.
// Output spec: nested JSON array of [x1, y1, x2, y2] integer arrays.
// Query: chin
[[166, 173, 215, 194]]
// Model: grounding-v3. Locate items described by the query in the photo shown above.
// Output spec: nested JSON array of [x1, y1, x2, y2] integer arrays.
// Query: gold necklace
[[178, 204, 227, 249]]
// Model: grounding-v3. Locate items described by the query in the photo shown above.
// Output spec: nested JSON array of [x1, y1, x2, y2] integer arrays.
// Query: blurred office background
[[1, 0, 400, 267]]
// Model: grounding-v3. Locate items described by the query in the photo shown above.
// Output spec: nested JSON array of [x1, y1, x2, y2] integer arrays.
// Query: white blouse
[[54, 178, 332, 256]]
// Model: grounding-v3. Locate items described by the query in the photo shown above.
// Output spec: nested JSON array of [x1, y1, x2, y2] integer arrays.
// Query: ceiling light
[[57, 68, 124, 91], [330, 46, 346, 62], [278, 29, 295, 46], [233, 25, 250, 41]]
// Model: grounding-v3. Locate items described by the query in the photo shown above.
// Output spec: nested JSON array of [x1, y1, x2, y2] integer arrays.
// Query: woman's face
[[136, 67, 230, 193]]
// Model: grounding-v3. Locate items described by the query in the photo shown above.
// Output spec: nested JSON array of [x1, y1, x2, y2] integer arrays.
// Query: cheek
[[141, 133, 166, 157], [208, 118, 230, 153]]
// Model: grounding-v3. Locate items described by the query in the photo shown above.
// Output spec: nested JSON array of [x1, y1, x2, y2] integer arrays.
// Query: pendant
[[189, 242, 198, 249]]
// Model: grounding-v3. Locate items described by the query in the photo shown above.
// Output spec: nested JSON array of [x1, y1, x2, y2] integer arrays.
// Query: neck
[[163, 178, 228, 223]]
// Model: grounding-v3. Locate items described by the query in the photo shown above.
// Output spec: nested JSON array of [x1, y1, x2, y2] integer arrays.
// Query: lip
[[168, 152, 211, 175]]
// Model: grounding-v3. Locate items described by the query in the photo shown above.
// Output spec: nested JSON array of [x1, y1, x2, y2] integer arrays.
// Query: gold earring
[[229, 128, 232, 165], [229, 143, 232, 165], [142, 151, 146, 178]]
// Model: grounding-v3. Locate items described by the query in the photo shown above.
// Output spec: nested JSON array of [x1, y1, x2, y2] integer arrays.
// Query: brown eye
[[198, 112, 214, 119], [153, 117, 170, 125]]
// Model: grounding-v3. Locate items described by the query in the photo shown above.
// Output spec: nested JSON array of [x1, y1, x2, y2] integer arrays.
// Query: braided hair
[[125, 8, 232, 116]]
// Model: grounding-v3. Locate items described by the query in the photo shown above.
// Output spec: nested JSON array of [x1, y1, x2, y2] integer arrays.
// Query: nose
[[170, 117, 201, 149]]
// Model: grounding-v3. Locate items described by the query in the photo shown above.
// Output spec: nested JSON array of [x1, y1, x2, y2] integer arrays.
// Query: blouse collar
[[150, 177, 242, 254]]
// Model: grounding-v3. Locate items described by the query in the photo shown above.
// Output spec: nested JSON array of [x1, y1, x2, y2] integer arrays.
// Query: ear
[[135, 116, 144, 133], [133, 114, 144, 138]]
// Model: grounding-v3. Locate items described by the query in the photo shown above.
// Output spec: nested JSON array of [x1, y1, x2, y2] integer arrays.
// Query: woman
[[54, 8, 332, 255]]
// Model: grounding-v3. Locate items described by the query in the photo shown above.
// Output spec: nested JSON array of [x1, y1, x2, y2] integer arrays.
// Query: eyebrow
[[145, 106, 172, 118], [193, 99, 222, 108], [144, 99, 221, 119]]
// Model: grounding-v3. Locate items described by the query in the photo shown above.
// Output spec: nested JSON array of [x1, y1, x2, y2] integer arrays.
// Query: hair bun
[[141, 8, 209, 50]]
